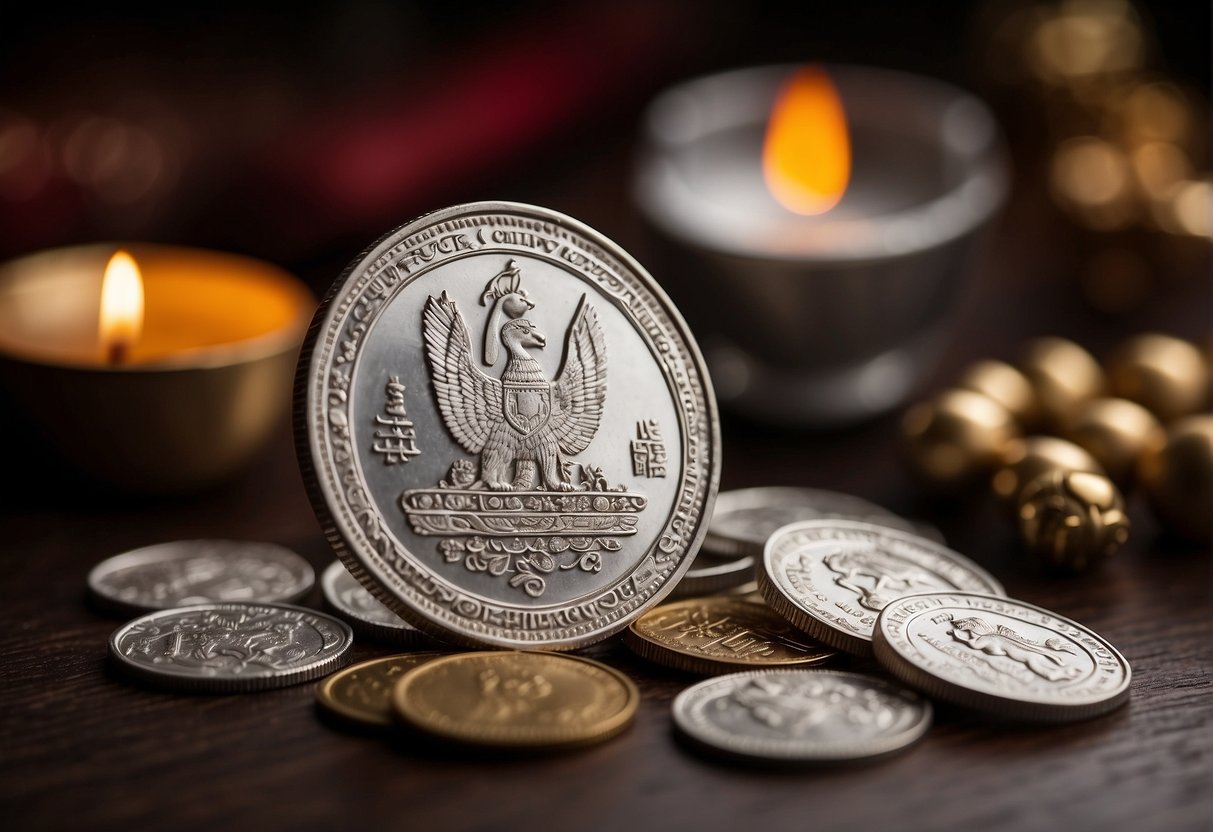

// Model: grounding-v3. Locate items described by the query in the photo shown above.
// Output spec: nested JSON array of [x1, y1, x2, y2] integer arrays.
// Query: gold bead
[[1138, 415, 1213, 543], [900, 389, 1020, 491], [957, 359, 1039, 428], [1018, 337, 1105, 430], [993, 435, 1105, 505], [1064, 397, 1164, 486], [1107, 333, 1210, 423], [1018, 469, 1130, 571]]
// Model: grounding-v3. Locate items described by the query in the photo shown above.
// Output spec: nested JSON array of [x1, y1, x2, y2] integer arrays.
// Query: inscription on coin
[[88, 540, 314, 615], [109, 603, 353, 692], [760, 520, 1004, 656], [873, 592, 1131, 721], [298, 202, 720, 648], [672, 669, 932, 762], [626, 598, 835, 674]]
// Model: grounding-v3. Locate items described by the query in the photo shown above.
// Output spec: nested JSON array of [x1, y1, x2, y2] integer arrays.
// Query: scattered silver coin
[[88, 540, 315, 616], [759, 520, 1004, 657], [672, 669, 932, 763], [321, 561, 430, 645], [703, 486, 935, 561], [873, 591, 1131, 722], [669, 551, 755, 598], [296, 201, 720, 649], [108, 603, 353, 693]]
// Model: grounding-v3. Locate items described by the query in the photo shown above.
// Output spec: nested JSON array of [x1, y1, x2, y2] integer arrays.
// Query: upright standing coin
[[316, 652, 446, 727], [625, 597, 835, 674], [297, 202, 720, 649], [321, 561, 429, 645], [760, 520, 1004, 656], [108, 603, 353, 692], [704, 487, 927, 560], [873, 592, 1131, 722], [391, 651, 638, 749], [88, 540, 314, 616], [672, 669, 932, 763]]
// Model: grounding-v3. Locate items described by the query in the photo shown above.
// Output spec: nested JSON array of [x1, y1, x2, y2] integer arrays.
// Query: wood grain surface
[[1, 148, 1210, 832]]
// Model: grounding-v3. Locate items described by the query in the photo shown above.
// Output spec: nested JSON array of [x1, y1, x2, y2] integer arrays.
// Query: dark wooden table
[[2, 139, 1210, 832]]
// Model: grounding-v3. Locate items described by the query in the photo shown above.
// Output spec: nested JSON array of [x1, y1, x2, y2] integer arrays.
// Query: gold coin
[[316, 652, 446, 727], [625, 597, 836, 675], [390, 651, 638, 749]]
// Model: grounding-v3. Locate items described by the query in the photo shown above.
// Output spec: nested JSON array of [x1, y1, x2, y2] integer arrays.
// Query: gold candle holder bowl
[[0, 244, 315, 493]]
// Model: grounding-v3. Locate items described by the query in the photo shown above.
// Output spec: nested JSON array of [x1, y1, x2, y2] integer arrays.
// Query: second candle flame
[[99, 250, 144, 364], [762, 65, 852, 216]]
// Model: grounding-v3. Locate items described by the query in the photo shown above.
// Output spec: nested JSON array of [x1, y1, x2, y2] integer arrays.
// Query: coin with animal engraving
[[297, 202, 720, 650], [873, 592, 1131, 722], [391, 651, 638, 749], [672, 669, 932, 763], [88, 540, 314, 616], [321, 561, 430, 645], [108, 603, 353, 692], [625, 597, 836, 674], [704, 487, 929, 560], [316, 652, 446, 727], [760, 520, 1004, 657]]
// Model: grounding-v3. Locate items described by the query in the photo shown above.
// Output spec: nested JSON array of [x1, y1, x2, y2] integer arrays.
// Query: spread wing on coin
[[298, 202, 719, 649]]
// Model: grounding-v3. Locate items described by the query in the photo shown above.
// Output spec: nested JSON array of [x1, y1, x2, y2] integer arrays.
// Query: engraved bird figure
[[422, 292, 607, 491]]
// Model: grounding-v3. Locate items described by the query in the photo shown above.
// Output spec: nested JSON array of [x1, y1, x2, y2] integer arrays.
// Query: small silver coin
[[669, 551, 755, 598], [297, 201, 720, 649], [320, 561, 429, 645], [108, 603, 354, 693], [873, 592, 1131, 722], [760, 520, 1004, 657], [672, 669, 932, 763], [88, 540, 315, 616], [704, 487, 932, 560]]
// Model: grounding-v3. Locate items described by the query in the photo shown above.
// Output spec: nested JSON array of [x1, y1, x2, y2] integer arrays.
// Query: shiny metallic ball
[[1018, 337, 1105, 430], [1107, 333, 1209, 423], [1064, 397, 1164, 486], [900, 389, 1020, 491], [1138, 415, 1213, 543], [1018, 470, 1130, 571], [958, 359, 1039, 428], [993, 435, 1105, 505]]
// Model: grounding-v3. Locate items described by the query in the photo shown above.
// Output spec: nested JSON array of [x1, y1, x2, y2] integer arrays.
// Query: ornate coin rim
[[295, 201, 720, 650], [872, 591, 1132, 722], [671, 669, 933, 762], [107, 602, 354, 693], [759, 520, 1005, 657]]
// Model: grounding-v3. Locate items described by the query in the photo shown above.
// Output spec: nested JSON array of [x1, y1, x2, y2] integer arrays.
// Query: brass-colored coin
[[391, 651, 638, 749], [316, 652, 446, 727], [625, 597, 835, 675]]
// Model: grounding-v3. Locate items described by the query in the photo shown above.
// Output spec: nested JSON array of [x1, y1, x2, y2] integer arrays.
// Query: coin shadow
[[382, 720, 624, 764], [668, 724, 921, 776], [926, 699, 1132, 745]]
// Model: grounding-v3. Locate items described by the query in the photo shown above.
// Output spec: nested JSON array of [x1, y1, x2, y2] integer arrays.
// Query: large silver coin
[[109, 603, 353, 692], [705, 487, 921, 559], [88, 540, 314, 616], [320, 560, 429, 646], [760, 520, 1004, 656], [297, 202, 720, 649], [873, 592, 1131, 722], [672, 669, 932, 763]]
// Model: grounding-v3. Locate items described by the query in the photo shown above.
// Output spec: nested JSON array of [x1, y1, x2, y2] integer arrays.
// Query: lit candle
[[0, 244, 314, 492], [635, 64, 1008, 425]]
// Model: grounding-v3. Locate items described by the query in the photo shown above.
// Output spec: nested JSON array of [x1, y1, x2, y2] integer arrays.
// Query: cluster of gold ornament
[[900, 333, 1211, 569]]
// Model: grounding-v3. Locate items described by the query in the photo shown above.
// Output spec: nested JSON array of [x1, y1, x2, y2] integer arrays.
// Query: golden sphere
[[1138, 415, 1213, 543], [993, 435, 1105, 505], [1018, 469, 1130, 571], [900, 389, 1020, 491], [1064, 397, 1164, 486], [957, 359, 1040, 428], [1018, 337, 1105, 430], [1107, 333, 1209, 423]]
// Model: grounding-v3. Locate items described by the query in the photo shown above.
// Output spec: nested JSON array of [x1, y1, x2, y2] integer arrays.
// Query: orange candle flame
[[99, 250, 144, 364], [762, 65, 852, 215]]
